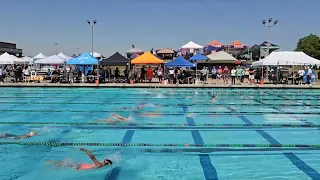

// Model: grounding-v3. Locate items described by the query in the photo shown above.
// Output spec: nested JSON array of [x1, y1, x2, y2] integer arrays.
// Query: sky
[[1, 0, 319, 57]]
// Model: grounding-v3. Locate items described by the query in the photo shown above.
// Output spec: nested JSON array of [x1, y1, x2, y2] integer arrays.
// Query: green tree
[[295, 34, 320, 59]]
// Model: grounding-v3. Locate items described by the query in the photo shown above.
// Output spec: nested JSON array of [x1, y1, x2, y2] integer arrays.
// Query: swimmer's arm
[[112, 114, 128, 121], [80, 148, 102, 167]]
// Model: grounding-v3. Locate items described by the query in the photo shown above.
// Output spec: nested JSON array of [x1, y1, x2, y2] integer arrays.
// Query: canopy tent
[[33, 53, 46, 59], [156, 48, 175, 54], [66, 52, 98, 65], [126, 48, 144, 54], [34, 55, 65, 64], [100, 52, 129, 66], [230, 40, 245, 48], [259, 41, 281, 58], [209, 40, 223, 47], [252, 51, 320, 67], [189, 54, 208, 61], [181, 41, 203, 49], [89, 52, 103, 58], [130, 54, 140, 59], [131, 52, 163, 64], [57, 53, 71, 60], [165, 56, 195, 67], [0, 52, 16, 64], [206, 51, 237, 63], [14, 56, 31, 64]]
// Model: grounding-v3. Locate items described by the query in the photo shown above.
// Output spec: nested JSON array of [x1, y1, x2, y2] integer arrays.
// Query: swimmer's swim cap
[[29, 131, 36, 136]]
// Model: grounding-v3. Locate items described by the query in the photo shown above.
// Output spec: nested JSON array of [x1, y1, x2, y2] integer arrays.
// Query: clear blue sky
[[1, 0, 319, 57]]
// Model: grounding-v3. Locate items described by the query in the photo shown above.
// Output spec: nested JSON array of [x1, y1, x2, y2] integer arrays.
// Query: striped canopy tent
[[131, 52, 163, 64]]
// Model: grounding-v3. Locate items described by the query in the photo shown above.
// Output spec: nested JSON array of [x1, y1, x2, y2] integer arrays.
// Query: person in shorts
[[217, 66, 223, 84], [236, 66, 243, 84], [248, 66, 255, 84]]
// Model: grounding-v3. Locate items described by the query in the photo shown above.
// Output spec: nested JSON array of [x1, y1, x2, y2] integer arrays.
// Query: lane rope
[[0, 122, 319, 128], [0, 102, 319, 107], [0, 110, 319, 115], [1, 142, 319, 148]]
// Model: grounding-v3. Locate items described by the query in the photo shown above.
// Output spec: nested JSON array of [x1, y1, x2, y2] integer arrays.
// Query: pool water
[[0, 88, 319, 180]]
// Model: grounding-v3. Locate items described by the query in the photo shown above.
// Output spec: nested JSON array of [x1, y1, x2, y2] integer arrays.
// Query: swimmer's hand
[[80, 148, 87, 152]]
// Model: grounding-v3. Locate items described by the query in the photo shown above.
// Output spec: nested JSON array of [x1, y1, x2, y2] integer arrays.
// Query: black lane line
[[182, 107, 218, 180], [239, 116, 320, 179]]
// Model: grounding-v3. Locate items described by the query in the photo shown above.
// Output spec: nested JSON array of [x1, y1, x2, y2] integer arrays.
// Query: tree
[[295, 34, 320, 59]]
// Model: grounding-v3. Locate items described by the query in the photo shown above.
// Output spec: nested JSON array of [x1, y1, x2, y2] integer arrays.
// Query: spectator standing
[[217, 66, 223, 84], [236, 65, 242, 85], [157, 65, 163, 83], [248, 66, 255, 84], [231, 67, 236, 85], [297, 67, 305, 85], [223, 66, 229, 84], [211, 66, 217, 79]]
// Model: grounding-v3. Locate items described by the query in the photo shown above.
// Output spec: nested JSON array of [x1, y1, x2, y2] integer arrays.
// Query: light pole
[[262, 18, 278, 56], [260, 18, 278, 84], [54, 43, 58, 55], [86, 20, 98, 82]]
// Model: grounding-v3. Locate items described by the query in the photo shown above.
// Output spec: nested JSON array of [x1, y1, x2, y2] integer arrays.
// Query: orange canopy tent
[[209, 40, 223, 47], [131, 52, 164, 64], [231, 40, 245, 48]]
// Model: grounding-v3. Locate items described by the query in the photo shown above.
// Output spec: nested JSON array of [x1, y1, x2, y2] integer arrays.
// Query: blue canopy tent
[[189, 54, 208, 61], [165, 56, 195, 67], [66, 52, 98, 65], [66, 52, 98, 76]]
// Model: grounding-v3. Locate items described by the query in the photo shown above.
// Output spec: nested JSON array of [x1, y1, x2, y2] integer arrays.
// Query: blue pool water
[[0, 87, 319, 180]]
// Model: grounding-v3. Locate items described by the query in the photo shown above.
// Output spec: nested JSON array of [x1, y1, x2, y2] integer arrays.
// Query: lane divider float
[[0, 122, 319, 128], [1, 142, 320, 148]]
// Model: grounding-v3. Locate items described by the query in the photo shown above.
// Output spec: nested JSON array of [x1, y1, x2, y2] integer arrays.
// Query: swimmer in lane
[[0, 131, 36, 139], [98, 113, 130, 123], [121, 103, 161, 110], [211, 96, 219, 103], [46, 148, 112, 170]]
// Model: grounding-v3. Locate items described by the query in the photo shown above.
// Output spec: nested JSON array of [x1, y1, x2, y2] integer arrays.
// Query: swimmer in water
[[211, 96, 219, 103], [0, 131, 36, 139], [46, 148, 112, 170], [98, 113, 130, 123]]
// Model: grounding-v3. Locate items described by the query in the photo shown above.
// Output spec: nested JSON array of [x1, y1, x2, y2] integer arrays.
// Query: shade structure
[[157, 48, 175, 54], [165, 56, 195, 67], [207, 51, 237, 63], [181, 41, 203, 49], [126, 48, 144, 54], [0, 52, 16, 64], [14, 56, 31, 64], [131, 52, 163, 64], [252, 51, 320, 67], [57, 53, 71, 60], [130, 54, 140, 59], [189, 54, 208, 61], [209, 40, 223, 47], [89, 52, 102, 58], [100, 52, 129, 66], [66, 52, 98, 65], [230, 40, 245, 48], [35, 55, 65, 64], [33, 53, 47, 59]]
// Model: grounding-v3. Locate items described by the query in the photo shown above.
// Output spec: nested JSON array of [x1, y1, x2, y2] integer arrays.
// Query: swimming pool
[[0, 87, 319, 180]]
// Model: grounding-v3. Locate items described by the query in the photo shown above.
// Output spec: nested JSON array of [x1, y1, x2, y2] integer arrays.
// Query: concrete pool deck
[[0, 82, 319, 89]]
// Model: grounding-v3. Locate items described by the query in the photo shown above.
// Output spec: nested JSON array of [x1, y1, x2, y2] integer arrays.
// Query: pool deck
[[0, 82, 319, 88]]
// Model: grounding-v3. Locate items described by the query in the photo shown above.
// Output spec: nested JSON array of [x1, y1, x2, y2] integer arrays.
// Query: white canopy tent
[[14, 56, 31, 64], [252, 51, 320, 67], [0, 52, 16, 64], [89, 52, 102, 58], [206, 51, 237, 63], [33, 53, 47, 59], [181, 41, 203, 49], [57, 52, 71, 60], [34, 55, 65, 64]]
